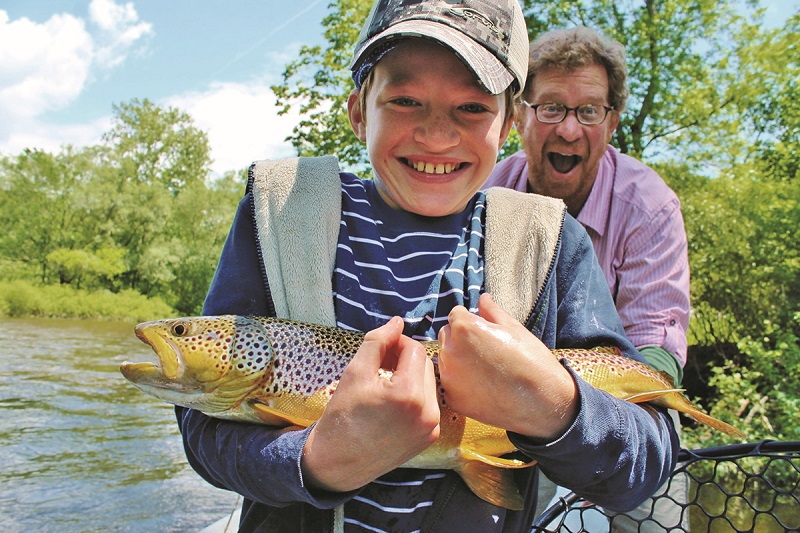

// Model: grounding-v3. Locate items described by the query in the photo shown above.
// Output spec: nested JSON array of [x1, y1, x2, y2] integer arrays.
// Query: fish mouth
[[124, 322, 183, 381]]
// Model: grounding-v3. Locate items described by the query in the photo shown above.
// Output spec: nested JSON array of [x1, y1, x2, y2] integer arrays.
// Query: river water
[[0, 317, 239, 532]]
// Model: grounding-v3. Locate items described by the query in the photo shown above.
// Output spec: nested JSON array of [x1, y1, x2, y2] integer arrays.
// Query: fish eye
[[171, 321, 189, 336]]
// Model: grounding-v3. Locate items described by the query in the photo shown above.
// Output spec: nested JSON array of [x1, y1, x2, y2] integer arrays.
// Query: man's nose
[[554, 112, 583, 142]]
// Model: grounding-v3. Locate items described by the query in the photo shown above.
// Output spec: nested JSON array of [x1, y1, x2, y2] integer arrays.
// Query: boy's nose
[[414, 112, 459, 150]]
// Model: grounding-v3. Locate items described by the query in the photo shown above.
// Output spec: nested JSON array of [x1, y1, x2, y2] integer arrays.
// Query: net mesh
[[532, 440, 800, 533]]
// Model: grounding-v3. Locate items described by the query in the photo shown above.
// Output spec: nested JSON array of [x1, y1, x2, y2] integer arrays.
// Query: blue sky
[[0, 0, 329, 175], [0, 1, 796, 176]]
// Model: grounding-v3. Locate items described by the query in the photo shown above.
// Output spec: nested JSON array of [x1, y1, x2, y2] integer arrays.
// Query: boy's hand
[[301, 317, 441, 493], [438, 293, 578, 441]]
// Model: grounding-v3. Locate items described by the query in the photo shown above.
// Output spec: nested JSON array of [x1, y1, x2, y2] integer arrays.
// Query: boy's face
[[348, 39, 513, 217]]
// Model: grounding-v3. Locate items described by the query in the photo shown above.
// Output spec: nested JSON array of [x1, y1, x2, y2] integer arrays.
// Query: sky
[[0, 1, 796, 177], [0, 0, 329, 175]]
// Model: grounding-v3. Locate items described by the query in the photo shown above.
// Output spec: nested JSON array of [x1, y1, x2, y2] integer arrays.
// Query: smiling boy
[[175, 2, 679, 532]]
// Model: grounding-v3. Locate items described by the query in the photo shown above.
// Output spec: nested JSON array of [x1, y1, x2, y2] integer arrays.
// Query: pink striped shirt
[[484, 146, 690, 366]]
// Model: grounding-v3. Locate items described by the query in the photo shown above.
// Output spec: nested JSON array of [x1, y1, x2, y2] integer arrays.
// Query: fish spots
[[255, 318, 359, 397]]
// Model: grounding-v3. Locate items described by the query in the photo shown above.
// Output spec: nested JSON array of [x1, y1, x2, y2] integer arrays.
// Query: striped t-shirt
[[333, 173, 486, 532]]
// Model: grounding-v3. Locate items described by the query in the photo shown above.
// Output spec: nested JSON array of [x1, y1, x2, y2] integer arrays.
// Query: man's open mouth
[[403, 158, 464, 175], [548, 152, 582, 174]]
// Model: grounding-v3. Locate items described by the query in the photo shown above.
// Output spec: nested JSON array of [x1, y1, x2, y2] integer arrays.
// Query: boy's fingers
[[350, 316, 404, 373], [477, 292, 517, 326]]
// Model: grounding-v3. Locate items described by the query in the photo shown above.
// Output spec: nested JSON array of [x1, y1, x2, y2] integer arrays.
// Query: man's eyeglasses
[[519, 101, 614, 125]]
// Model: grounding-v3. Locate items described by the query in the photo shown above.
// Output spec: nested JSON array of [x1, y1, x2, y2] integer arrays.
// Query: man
[[484, 27, 690, 531]]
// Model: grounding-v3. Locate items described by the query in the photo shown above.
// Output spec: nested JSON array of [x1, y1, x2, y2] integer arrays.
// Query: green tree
[[97, 98, 213, 296], [102, 98, 212, 194], [0, 147, 99, 281], [272, 0, 372, 169]]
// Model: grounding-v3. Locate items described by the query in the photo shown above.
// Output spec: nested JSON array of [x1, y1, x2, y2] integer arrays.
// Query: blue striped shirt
[[333, 173, 486, 531]]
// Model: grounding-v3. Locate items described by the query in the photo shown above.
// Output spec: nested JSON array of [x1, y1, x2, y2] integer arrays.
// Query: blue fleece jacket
[[175, 170, 678, 532]]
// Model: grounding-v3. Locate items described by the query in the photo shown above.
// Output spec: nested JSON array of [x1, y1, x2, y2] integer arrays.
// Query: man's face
[[348, 39, 513, 217], [516, 64, 619, 215]]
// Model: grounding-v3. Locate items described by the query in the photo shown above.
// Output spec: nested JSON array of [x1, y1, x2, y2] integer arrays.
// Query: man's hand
[[438, 293, 578, 441], [301, 316, 441, 492]]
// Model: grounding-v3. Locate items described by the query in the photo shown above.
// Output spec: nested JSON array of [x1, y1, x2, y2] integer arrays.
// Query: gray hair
[[524, 26, 629, 113]]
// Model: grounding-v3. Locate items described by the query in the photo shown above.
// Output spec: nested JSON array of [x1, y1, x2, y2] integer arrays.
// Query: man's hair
[[523, 27, 629, 113]]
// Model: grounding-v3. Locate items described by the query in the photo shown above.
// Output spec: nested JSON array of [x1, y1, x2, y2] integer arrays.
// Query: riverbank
[[0, 279, 175, 322]]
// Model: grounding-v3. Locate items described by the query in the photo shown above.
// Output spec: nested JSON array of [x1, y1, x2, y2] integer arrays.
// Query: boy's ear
[[347, 89, 367, 142], [497, 113, 515, 150]]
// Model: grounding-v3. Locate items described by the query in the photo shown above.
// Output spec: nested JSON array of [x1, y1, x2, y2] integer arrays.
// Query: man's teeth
[[411, 160, 460, 174]]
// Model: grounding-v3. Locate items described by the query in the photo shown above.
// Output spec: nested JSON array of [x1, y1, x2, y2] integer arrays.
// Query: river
[[0, 317, 239, 532]]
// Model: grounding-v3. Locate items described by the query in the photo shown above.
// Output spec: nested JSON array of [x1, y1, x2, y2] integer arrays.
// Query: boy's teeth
[[411, 161, 458, 174]]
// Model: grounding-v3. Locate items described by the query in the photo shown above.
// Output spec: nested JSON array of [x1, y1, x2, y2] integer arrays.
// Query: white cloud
[[0, 115, 111, 157], [167, 81, 301, 175], [88, 0, 152, 68], [0, 10, 93, 120], [0, 2, 151, 157]]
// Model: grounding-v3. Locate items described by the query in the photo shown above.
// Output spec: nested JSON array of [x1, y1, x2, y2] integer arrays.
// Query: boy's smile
[[348, 39, 513, 217]]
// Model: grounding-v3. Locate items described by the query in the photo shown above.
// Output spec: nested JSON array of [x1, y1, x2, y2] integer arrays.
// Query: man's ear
[[512, 101, 527, 139], [347, 89, 367, 142], [606, 109, 621, 143]]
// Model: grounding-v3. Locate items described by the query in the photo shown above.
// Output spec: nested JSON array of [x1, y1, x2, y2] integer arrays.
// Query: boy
[[176, 1, 679, 531]]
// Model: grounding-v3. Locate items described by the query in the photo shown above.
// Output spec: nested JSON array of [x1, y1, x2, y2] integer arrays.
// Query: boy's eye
[[460, 103, 489, 114], [390, 97, 419, 107]]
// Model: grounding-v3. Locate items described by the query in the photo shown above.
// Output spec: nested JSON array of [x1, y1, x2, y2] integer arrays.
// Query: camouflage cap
[[351, 0, 528, 96]]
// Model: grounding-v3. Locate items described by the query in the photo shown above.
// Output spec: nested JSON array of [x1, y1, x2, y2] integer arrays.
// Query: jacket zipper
[[246, 163, 277, 318], [525, 208, 566, 331]]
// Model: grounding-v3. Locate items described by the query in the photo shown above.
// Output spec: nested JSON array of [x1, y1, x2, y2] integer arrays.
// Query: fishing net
[[531, 440, 800, 533]]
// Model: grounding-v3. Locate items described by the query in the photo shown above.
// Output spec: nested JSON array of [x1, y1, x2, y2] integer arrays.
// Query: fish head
[[121, 315, 272, 413]]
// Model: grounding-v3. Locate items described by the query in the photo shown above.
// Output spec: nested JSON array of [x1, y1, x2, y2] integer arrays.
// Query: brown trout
[[120, 315, 744, 510]]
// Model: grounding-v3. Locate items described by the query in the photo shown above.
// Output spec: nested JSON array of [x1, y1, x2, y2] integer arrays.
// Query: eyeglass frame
[[518, 100, 615, 126]]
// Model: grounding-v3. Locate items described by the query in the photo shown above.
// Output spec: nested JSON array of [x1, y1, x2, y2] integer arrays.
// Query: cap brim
[[351, 19, 513, 95]]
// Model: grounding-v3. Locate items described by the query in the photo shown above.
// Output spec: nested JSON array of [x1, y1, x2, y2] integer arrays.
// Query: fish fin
[[634, 392, 747, 440], [251, 402, 314, 428], [624, 389, 685, 403], [650, 394, 747, 440], [461, 448, 535, 469], [682, 410, 747, 439], [456, 459, 525, 510]]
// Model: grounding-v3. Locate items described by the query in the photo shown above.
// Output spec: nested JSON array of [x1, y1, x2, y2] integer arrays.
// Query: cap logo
[[449, 7, 505, 43]]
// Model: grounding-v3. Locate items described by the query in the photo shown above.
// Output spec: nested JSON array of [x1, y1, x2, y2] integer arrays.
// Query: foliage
[[675, 165, 800, 347], [270, 0, 792, 168], [272, 0, 372, 169], [682, 318, 800, 448], [0, 99, 241, 315], [46, 246, 126, 289], [0, 280, 175, 322]]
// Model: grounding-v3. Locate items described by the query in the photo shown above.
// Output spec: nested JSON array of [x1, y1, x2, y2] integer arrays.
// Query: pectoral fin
[[461, 448, 535, 469], [456, 459, 525, 510], [251, 401, 315, 427], [623, 389, 684, 403]]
